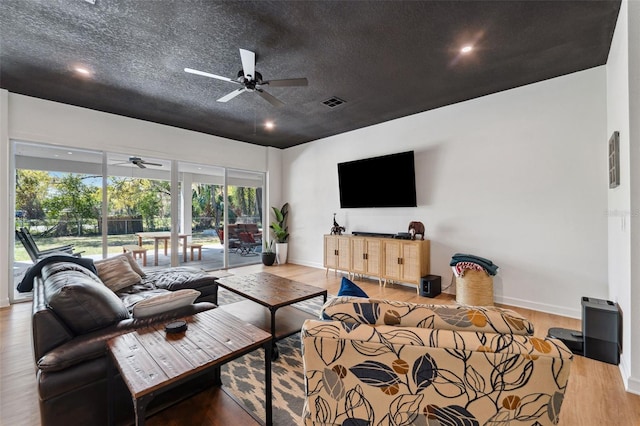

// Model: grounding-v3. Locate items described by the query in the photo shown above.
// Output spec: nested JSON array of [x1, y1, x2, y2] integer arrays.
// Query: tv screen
[[338, 151, 417, 208]]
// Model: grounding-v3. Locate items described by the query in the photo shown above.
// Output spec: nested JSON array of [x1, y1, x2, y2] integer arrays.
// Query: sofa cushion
[[41, 260, 102, 284], [321, 297, 534, 335], [122, 251, 146, 277], [118, 285, 170, 312], [18, 254, 99, 293], [94, 255, 142, 292], [142, 267, 215, 291], [132, 289, 201, 318], [45, 271, 130, 335]]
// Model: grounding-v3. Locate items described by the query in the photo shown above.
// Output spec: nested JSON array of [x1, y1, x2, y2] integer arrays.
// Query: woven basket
[[456, 269, 494, 306]]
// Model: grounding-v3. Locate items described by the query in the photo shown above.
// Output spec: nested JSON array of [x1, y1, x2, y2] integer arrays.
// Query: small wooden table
[[215, 272, 327, 358], [135, 231, 189, 266], [107, 309, 272, 426]]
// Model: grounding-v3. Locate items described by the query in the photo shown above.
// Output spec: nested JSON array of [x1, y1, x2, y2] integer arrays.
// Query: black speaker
[[582, 297, 622, 365], [420, 275, 441, 297]]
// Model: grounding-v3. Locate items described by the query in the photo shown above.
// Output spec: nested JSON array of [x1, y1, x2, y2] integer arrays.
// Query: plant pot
[[275, 243, 288, 264], [261, 252, 276, 266]]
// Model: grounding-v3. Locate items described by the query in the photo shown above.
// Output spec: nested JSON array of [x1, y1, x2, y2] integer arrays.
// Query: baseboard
[[496, 295, 581, 319], [0, 296, 9, 308], [290, 259, 324, 270], [620, 357, 640, 395], [627, 376, 640, 395]]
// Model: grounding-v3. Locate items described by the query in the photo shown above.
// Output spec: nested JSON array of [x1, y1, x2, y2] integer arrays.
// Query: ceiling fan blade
[[136, 163, 146, 169], [239, 49, 256, 81], [143, 161, 162, 167], [217, 88, 247, 102], [264, 78, 308, 87], [257, 89, 285, 107], [184, 68, 239, 84]]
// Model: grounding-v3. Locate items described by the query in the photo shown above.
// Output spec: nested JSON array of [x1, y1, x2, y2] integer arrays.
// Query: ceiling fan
[[184, 48, 308, 107], [128, 157, 162, 168]]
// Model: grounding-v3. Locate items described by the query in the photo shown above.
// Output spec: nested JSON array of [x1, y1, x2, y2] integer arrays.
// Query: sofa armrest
[[37, 302, 216, 372], [301, 319, 572, 426], [320, 296, 534, 335], [32, 277, 74, 361]]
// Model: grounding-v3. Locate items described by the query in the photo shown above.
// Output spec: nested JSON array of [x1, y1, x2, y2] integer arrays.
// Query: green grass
[[14, 233, 220, 262]]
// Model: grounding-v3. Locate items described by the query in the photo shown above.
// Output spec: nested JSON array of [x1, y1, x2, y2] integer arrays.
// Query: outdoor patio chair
[[237, 223, 262, 241], [219, 228, 241, 253], [17, 228, 82, 262], [237, 232, 260, 256]]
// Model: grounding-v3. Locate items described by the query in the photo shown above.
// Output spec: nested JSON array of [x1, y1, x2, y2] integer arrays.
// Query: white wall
[[0, 91, 282, 307], [608, 0, 640, 395], [627, 0, 640, 396], [606, 0, 636, 394], [7, 94, 268, 172], [284, 67, 609, 319]]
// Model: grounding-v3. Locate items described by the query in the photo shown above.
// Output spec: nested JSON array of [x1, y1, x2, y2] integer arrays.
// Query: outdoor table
[[135, 231, 189, 266]]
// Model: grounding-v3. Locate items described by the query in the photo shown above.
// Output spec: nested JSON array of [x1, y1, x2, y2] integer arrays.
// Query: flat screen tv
[[338, 151, 417, 208]]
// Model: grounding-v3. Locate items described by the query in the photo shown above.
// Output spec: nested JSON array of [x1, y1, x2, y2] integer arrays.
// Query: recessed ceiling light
[[74, 67, 91, 76], [461, 45, 473, 54], [265, 121, 275, 130]]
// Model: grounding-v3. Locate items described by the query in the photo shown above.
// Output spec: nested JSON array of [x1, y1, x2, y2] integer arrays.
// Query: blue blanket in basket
[[450, 253, 498, 276]]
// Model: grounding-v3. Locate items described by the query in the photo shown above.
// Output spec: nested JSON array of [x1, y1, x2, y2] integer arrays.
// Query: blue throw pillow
[[338, 277, 368, 298]]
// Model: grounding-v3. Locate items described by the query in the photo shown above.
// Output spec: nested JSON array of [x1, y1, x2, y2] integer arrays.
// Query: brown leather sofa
[[30, 254, 219, 426]]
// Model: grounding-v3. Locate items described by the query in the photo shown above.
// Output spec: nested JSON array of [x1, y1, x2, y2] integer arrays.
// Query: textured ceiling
[[0, 1, 621, 149]]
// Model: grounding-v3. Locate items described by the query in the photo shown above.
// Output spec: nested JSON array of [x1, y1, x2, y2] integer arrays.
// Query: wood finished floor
[[2, 263, 639, 425]]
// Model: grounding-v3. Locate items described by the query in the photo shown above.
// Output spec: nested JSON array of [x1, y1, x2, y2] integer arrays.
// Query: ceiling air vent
[[322, 97, 346, 108]]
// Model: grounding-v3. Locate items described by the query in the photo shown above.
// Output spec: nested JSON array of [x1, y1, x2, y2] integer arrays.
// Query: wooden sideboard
[[324, 234, 430, 294]]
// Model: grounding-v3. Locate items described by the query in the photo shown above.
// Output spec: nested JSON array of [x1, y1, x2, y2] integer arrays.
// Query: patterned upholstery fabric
[[302, 298, 572, 426], [321, 296, 535, 336]]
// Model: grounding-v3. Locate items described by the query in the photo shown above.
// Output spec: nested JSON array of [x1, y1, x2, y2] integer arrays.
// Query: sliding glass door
[[106, 153, 174, 267], [12, 142, 104, 302], [226, 169, 265, 268], [179, 161, 225, 270], [11, 140, 266, 302]]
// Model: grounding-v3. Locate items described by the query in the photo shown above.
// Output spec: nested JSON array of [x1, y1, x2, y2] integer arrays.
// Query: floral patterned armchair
[[301, 297, 573, 426]]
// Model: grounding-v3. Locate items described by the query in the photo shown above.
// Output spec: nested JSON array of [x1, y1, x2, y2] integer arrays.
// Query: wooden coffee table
[[107, 309, 273, 426], [214, 272, 327, 358]]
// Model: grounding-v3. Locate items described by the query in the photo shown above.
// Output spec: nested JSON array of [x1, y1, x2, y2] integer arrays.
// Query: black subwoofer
[[420, 275, 441, 298]]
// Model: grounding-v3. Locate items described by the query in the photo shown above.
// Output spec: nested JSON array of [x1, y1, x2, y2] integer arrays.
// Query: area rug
[[217, 288, 329, 425]]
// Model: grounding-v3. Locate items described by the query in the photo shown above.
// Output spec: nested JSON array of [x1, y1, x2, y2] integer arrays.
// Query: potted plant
[[269, 203, 289, 264], [261, 239, 276, 266]]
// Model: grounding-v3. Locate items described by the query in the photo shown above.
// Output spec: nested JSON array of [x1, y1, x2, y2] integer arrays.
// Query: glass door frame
[[10, 140, 267, 303]]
